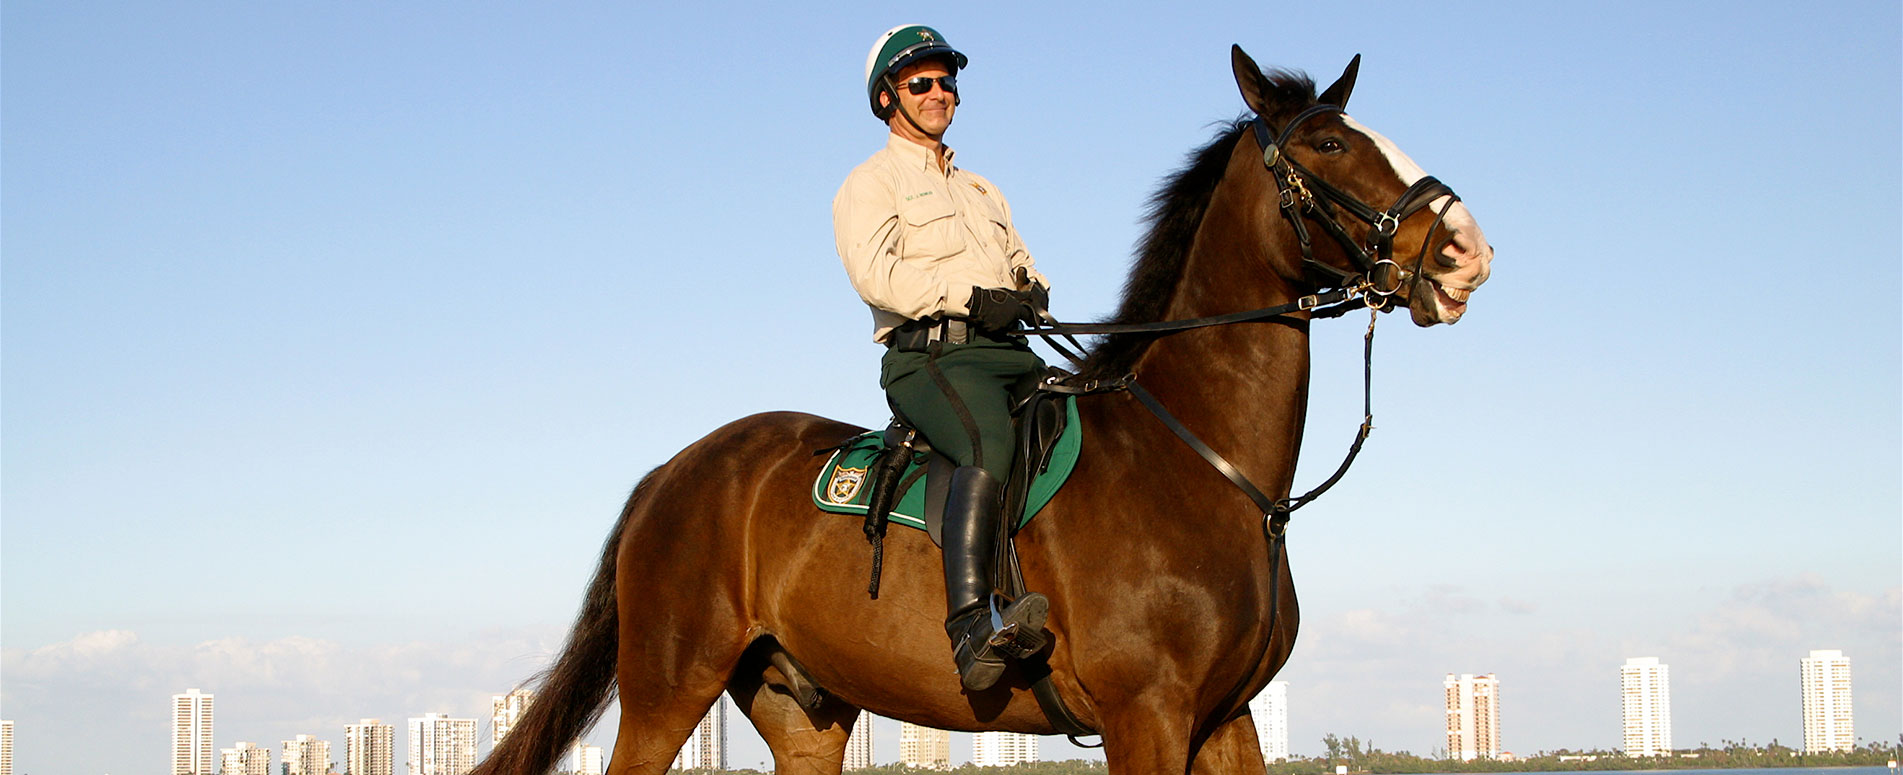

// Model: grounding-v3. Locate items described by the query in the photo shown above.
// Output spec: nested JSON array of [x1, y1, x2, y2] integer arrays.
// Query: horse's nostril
[[1435, 242, 1462, 269]]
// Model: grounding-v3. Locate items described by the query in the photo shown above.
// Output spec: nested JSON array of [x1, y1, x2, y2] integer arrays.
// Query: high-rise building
[[897, 723, 949, 770], [672, 697, 726, 770], [220, 743, 271, 775], [491, 690, 534, 751], [282, 735, 331, 775], [407, 715, 477, 775], [1800, 650, 1854, 753], [2, 719, 14, 775], [1249, 681, 1290, 763], [972, 731, 1038, 766], [346, 720, 394, 775], [1620, 658, 1672, 756], [843, 716, 873, 771], [1444, 673, 1500, 761], [174, 689, 217, 775], [563, 743, 602, 775]]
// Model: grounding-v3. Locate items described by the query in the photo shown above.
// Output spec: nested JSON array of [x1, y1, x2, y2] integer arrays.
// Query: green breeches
[[880, 338, 1045, 483]]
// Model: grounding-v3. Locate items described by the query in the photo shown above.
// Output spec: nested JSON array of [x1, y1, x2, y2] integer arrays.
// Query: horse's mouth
[[1409, 276, 1473, 326]]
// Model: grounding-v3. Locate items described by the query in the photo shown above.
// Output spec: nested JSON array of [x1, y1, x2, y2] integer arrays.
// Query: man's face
[[885, 57, 957, 141]]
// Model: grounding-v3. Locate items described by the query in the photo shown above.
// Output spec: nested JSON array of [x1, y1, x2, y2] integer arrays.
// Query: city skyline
[[0, 662, 1888, 775]]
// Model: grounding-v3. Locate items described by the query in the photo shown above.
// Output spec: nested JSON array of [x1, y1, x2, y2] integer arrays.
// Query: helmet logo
[[917, 29, 935, 42]]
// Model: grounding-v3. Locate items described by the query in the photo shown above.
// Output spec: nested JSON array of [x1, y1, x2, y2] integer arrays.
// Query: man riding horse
[[832, 24, 1051, 692]]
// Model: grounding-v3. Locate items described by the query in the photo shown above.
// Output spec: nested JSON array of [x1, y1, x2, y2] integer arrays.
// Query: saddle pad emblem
[[825, 467, 867, 504]]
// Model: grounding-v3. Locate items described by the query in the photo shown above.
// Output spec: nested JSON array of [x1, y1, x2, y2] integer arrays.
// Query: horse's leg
[[727, 647, 860, 775], [1189, 713, 1269, 775], [600, 451, 759, 775], [605, 654, 735, 775], [1098, 700, 1197, 775]]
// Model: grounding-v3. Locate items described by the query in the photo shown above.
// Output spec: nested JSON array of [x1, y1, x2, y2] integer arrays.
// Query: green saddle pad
[[812, 396, 1081, 532]]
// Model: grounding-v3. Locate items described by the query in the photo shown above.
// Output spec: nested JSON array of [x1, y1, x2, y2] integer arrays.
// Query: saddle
[[812, 388, 1079, 554]]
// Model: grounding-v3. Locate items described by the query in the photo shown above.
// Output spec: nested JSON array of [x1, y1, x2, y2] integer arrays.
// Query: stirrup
[[952, 593, 1049, 691], [985, 593, 1049, 659]]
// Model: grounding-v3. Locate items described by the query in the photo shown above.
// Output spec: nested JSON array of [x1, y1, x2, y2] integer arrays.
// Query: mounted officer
[[832, 24, 1053, 692]]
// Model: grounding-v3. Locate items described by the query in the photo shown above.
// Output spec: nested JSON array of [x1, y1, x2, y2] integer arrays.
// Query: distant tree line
[[697, 735, 1897, 775], [1264, 734, 1900, 774]]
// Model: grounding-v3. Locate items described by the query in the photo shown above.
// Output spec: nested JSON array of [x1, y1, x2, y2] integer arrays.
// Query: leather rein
[[1025, 103, 1466, 537]]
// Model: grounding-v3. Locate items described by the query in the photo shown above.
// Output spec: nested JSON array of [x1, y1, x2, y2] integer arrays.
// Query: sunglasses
[[900, 75, 958, 95]]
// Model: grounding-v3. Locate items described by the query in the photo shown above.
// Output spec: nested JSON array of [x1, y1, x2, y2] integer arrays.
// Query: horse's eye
[[1317, 138, 1347, 154]]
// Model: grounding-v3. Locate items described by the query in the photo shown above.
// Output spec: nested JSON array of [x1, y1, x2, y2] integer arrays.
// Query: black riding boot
[[942, 465, 1049, 692]]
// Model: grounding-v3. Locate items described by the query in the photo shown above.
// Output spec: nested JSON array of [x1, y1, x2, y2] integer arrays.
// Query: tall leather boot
[[942, 465, 1049, 692]]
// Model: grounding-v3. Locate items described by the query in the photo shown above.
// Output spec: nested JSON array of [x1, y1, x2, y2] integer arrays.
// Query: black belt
[[888, 318, 1018, 352]]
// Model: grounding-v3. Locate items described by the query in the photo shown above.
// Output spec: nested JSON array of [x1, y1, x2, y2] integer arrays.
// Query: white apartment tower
[[2, 719, 14, 775], [492, 690, 534, 750], [1800, 650, 1854, 753], [282, 735, 332, 775], [897, 722, 950, 770], [972, 731, 1038, 766], [407, 714, 477, 775], [220, 742, 272, 775], [1249, 681, 1291, 763], [563, 743, 603, 775], [672, 697, 726, 770], [1444, 673, 1501, 761], [1620, 658, 1673, 756], [346, 720, 395, 775], [174, 689, 217, 775], [843, 717, 873, 771]]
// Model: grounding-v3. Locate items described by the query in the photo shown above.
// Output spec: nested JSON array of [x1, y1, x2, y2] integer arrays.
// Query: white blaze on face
[[1339, 114, 1492, 323]]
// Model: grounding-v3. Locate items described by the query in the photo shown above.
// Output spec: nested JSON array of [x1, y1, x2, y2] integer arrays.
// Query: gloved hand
[[1022, 281, 1050, 318], [966, 286, 1033, 333]]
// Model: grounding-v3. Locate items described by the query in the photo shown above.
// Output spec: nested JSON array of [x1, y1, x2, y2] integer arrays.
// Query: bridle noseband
[[1251, 103, 1460, 302]]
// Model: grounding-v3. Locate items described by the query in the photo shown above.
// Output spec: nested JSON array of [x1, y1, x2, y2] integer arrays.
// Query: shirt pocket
[[898, 193, 966, 263]]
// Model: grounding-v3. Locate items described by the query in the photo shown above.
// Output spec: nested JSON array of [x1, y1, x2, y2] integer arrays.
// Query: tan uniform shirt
[[834, 134, 1049, 343]]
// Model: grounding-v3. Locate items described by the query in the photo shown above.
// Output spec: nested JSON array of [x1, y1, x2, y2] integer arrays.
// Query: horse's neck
[[1129, 183, 1313, 493]]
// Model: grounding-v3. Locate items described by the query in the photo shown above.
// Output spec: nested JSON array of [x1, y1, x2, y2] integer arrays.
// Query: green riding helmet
[[863, 24, 967, 120]]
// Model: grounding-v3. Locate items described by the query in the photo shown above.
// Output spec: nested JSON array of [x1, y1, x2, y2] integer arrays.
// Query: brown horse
[[472, 47, 1492, 775]]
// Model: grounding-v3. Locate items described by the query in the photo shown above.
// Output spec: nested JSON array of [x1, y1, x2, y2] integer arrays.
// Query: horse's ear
[[1318, 54, 1361, 108], [1231, 45, 1274, 116]]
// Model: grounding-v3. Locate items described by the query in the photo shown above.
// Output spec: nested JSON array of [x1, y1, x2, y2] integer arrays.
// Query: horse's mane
[[1078, 71, 1316, 380]]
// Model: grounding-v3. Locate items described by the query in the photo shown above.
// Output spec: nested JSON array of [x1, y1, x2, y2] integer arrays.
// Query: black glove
[[966, 286, 1031, 333], [1022, 281, 1050, 318]]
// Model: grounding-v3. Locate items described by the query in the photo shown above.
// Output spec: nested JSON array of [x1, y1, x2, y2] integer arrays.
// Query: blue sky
[[3, 2, 1898, 773]]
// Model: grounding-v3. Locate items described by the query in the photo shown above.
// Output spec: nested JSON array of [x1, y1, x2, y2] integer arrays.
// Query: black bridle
[[1026, 105, 1468, 531], [1253, 103, 1461, 303]]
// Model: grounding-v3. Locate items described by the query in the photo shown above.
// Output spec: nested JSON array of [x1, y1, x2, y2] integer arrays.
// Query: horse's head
[[1231, 47, 1492, 326]]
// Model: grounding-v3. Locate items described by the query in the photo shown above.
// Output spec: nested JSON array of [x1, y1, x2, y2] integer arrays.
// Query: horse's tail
[[471, 473, 650, 775]]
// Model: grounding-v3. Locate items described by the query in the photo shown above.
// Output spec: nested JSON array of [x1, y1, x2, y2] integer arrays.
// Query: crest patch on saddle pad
[[812, 396, 1082, 531], [825, 467, 867, 504]]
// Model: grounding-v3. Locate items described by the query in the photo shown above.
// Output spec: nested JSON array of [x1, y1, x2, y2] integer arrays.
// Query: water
[[1390, 769, 1892, 775]]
